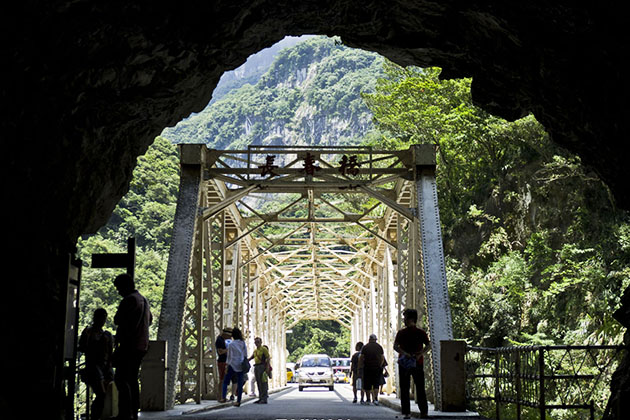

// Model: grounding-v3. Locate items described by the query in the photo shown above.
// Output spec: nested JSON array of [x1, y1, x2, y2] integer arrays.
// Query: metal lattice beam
[[158, 144, 453, 409]]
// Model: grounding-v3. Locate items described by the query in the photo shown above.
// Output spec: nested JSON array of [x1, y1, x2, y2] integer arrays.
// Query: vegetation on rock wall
[[161, 36, 383, 149], [77, 37, 629, 377], [362, 63, 630, 348], [77, 136, 179, 336]]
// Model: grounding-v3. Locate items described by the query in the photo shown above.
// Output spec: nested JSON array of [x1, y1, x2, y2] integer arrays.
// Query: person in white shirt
[[218, 327, 248, 406]]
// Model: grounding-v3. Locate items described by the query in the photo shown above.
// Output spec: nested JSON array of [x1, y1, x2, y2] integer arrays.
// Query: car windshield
[[301, 357, 331, 367]]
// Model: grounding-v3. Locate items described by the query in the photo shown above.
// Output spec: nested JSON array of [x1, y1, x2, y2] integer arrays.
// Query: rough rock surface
[[2, 1, 628, 418]]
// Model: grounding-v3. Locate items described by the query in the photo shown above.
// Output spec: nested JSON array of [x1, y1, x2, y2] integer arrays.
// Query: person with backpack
[[249, 337, 270, 404], [360, 334, 385, 405]]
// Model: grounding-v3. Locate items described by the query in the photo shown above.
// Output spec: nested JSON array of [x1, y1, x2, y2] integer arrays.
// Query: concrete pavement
[[138, 384, 484, 419]]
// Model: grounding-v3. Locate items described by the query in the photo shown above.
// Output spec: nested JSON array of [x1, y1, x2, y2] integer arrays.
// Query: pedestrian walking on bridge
[[216, 328, 237, 400], [78, 308, 114, 420], [394, 308, 431, 419], [350, 341, 364, 404], [249, 336, 270, 404], [219, 327, 247, 406], [360, 334, 384, 405], [112, 273, 153, 420]]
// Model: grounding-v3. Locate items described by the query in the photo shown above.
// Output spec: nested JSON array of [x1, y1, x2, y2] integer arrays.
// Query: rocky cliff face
[[3, 1, 628, 418], [209, 35, 310, 103], [162, 36, 382, 150]]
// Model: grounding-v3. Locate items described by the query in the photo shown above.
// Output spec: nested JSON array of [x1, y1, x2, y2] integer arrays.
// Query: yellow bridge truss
[[157, 144, 453, 409]]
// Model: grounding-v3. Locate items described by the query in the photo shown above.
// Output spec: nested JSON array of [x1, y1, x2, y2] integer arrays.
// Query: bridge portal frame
[[157, 144, 453, 409]]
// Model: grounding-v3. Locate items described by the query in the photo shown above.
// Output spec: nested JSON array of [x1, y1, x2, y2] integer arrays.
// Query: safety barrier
[[72, 362, 90, 420], [465, 344, 626, 420]]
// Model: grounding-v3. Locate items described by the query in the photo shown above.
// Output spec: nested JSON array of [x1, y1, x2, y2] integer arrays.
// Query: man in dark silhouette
[[112, 273, 152, 420], [216, 328, 231, 383], [360, 334, 384, 405], [350, 341, 364, 403], [78, 308, 114, 420], [394, 308, 431, 419]]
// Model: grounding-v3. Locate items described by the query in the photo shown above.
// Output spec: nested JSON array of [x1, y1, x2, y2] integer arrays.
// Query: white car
[[297, 354, 334, 391]]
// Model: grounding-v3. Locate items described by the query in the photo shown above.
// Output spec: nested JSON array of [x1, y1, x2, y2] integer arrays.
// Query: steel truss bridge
[[156, 144, 454, 409]]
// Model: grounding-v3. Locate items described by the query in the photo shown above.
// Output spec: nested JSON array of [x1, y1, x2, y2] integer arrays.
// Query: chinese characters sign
[[258, 154, 361, 178]]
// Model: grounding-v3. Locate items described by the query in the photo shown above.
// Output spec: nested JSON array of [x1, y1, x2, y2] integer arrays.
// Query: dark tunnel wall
[[2, 1, 628, 418]]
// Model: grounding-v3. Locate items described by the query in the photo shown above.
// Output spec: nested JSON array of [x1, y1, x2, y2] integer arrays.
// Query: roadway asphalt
[[138, 383, 484, 420]]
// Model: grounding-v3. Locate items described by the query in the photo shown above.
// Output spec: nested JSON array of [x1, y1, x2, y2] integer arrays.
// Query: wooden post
[[64, 255, 81, 420]]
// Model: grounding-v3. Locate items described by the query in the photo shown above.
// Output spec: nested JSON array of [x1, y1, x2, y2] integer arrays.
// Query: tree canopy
[[77, 136, 179, 336], [76, 40, 630, 372], [286, 320, 351, 362], [362, 63, 630, 347], [161, 36, 383, 149]]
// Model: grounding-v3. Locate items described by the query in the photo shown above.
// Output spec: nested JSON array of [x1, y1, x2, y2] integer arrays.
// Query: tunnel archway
[[4, 3, 629, 419]]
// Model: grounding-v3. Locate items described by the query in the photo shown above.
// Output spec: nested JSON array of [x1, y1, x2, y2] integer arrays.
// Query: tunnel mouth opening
[[8, 4, 630, 420], [73, 32, 629, 417]]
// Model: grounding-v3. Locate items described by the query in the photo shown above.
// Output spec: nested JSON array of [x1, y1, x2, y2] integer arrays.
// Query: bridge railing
[[71, 361, 89, 420], [465, 344, 626, 420]]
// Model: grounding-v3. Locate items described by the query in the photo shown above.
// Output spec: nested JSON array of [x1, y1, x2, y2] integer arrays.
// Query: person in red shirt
[[394, 308, 431, 419]]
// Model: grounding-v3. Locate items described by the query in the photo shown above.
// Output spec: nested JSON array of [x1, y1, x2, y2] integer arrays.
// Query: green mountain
[[79, 37, 629, 388], [209, 36, 311, 104], [161, 36, 384, 149]]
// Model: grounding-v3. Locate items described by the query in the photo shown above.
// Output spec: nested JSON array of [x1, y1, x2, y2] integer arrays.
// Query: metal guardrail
[[465, 344, 627, 420], [73, 361, 90, 420]]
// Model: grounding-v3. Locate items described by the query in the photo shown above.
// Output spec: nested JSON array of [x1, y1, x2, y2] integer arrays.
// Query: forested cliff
[[162, 36, 383, 148], [78, 36, 629, 366]]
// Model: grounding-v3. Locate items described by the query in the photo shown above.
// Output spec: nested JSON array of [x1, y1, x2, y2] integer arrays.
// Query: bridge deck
[[137, 385, 484, 419]]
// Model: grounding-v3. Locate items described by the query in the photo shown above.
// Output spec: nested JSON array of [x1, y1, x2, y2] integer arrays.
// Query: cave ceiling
[[3, 3, 630, 418], [4, 1, 628, 247]]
